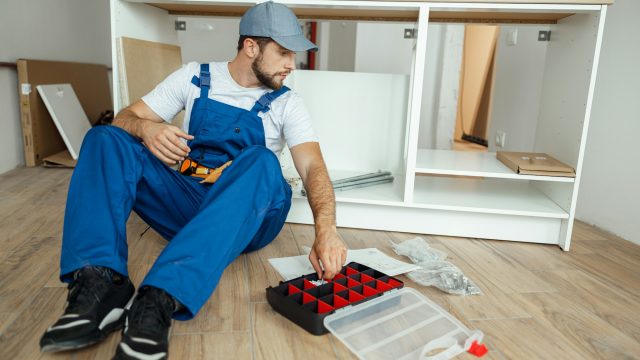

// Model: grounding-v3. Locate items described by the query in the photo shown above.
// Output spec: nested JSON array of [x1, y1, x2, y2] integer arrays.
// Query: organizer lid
[[324, 288, 488, 360]]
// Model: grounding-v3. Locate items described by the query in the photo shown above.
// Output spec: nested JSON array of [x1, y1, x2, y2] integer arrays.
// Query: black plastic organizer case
[[266, 262, 404, 335]]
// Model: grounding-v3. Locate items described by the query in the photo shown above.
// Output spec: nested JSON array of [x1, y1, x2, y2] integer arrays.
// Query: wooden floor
[[0, 166, 639, 360]]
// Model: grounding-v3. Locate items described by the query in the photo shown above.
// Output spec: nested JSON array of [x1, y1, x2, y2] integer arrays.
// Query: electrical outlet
[[495, 131, 506, 148]]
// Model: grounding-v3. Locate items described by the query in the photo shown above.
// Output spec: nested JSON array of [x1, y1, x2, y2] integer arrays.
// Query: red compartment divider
[[388, 278, 403, 288], [346, 278, 361, 288], [288, 284, 302, 295], [303, 279, 316, 290], [302, 292, 316, 304], [362, 285, 379, 297], [375, 280, 393, 292], [360, 273, 375, 283], [333, 283, 348, 293], [346, 267, 359, 276], [333, 295, 349, 309], [318, 300, 334, 314], [333, 273, 346, 280], [348, 290, 365, 303]]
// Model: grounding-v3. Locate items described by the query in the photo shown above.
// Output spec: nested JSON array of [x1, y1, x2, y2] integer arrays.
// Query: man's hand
[[112, 100, 194, 165], [139, 121, 194, 165], [309, 228, 348, 280]]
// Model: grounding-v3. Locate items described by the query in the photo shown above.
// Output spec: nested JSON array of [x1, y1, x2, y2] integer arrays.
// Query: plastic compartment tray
[[324, 287, 488, 359], [266, 262, 404, 335]]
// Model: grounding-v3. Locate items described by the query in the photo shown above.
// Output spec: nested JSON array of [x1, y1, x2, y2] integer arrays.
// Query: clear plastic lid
[[324, 288, 487, 360]]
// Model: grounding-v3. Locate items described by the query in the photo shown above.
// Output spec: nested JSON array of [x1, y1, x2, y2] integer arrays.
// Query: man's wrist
[[315, 223, 336, 237]]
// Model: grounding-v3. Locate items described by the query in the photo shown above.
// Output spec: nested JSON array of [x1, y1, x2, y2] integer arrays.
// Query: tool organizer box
[[266, 262, 404, 335]]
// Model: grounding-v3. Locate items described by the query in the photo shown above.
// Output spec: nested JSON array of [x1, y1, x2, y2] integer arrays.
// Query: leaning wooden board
[[17, 59, 112, 167], [116, 37, 184, 127]]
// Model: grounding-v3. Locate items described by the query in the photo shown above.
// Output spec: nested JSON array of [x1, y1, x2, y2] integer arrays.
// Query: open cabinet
[[110, 0, 610, 250]]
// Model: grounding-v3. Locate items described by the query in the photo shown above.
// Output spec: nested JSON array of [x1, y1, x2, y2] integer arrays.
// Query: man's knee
[[239, 145, 280, 169], [83, 125, 137, 149]]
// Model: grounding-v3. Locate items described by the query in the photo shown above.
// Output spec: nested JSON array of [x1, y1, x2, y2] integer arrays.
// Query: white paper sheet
[[268, 248, 420, 281]]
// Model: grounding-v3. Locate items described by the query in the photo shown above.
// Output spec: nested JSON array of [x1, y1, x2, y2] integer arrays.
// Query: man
[[40, 2, 347, 359]]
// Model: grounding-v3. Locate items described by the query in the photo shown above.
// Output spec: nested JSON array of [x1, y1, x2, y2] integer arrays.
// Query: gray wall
[[0, 0, 111, 174], [575, 0, 640, 244]]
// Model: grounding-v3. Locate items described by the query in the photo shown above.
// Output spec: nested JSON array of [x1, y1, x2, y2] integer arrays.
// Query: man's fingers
[[175, 129, 195, 141], [168, 129, 192, 153], [320, 253, 336, 279], [159, 137, 188, 159], [153, 142, 182, 163], [149, 145, 176, 165], [309, 251, 323, 279]]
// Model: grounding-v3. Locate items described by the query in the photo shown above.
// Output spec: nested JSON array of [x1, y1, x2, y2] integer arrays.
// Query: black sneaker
[[113, 286, 175, 360], [40, 266, 135, 352]]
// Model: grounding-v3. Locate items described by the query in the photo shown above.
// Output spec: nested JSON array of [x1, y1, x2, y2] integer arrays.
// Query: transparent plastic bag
[[407, 261, 482, 296], [389, 237, 447, 263], [391, 237, 481, 296]]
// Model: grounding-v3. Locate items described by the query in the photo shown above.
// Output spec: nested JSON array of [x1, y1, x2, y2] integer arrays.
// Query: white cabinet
[[111, 0, 609, 250]]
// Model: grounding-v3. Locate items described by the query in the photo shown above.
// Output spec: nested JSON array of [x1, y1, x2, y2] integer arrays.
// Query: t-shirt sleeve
[[282, 92, 318, 148], [141, 63, 194, 122]]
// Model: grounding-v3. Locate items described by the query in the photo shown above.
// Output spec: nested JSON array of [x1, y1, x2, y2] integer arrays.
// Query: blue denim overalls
[[60, 63, 292, 319]]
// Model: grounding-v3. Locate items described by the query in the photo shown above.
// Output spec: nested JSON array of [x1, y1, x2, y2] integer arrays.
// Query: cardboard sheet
[[17, 59, 111, 167], [43, 150, 77, 168], [497, 151, 575, 177]]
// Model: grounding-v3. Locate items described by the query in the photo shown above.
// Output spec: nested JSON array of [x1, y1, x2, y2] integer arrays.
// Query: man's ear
[[243, 38, 258, 59]]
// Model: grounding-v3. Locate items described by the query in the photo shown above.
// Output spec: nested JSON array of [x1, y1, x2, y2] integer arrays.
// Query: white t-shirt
[[142, 61, 317, 156]]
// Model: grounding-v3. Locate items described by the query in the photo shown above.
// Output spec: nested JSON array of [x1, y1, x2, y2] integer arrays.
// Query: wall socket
[[495, 131, 506, 148]]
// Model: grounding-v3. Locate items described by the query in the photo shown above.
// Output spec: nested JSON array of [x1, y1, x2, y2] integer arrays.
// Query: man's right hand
[[139, 121, 194, 165]]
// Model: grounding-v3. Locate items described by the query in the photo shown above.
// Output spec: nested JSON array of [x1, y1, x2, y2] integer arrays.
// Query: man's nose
[[286, 53, 296, 70]]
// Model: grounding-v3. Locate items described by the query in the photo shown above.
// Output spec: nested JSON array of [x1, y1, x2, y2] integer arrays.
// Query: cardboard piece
[[496, 151, 575, 177], [36, 84, 92, 160], [43, 150, 77, 168], [17, 59, 111, 167]]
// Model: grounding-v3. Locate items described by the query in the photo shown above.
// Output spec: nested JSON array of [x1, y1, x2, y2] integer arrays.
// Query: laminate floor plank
[[251, 302, 337, 360], [169, 332, 252, 360], [534, 269, 640, 342], [438, 238, 557, 294], [0, 287, 67, 360], [173, 257, 249, 334], [516, 292, 640, 359], [246, 224, 301, 302]]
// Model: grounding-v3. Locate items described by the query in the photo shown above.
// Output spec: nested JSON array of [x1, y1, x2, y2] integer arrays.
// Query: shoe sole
[[40, 309, 127, 352]]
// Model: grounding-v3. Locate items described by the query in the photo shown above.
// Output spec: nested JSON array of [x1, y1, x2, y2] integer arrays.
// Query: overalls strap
[[190, 63, 211, 99], [251, 86, 291, 114]]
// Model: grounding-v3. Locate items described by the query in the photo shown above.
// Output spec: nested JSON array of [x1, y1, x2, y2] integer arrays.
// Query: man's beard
[[251, 53, 282, 90]]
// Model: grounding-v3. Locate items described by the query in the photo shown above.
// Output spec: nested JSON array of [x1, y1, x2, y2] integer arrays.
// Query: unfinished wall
[[0, 0, 111, 174]]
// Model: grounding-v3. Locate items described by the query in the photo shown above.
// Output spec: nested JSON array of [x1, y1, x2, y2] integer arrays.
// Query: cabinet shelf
[[412, 176, 569, 218], [415, 149, 575, 183]]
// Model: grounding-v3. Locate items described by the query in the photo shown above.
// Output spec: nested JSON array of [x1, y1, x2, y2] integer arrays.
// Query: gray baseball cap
[[240, 1, 318, 52]]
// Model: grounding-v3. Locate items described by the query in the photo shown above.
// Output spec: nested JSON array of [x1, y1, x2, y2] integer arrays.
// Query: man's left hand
[[309, 229, 348, 280]]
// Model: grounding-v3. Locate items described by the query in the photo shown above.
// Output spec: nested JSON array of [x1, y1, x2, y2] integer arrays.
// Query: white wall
[[354, 22, 413, 74], [176, 17, 239, 63], [488, 25, 549, 152], [0, 0, 111, 174], [328, 21, 357, 72], [576, 0, 640, 245], [419, 24, 464, 150]]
